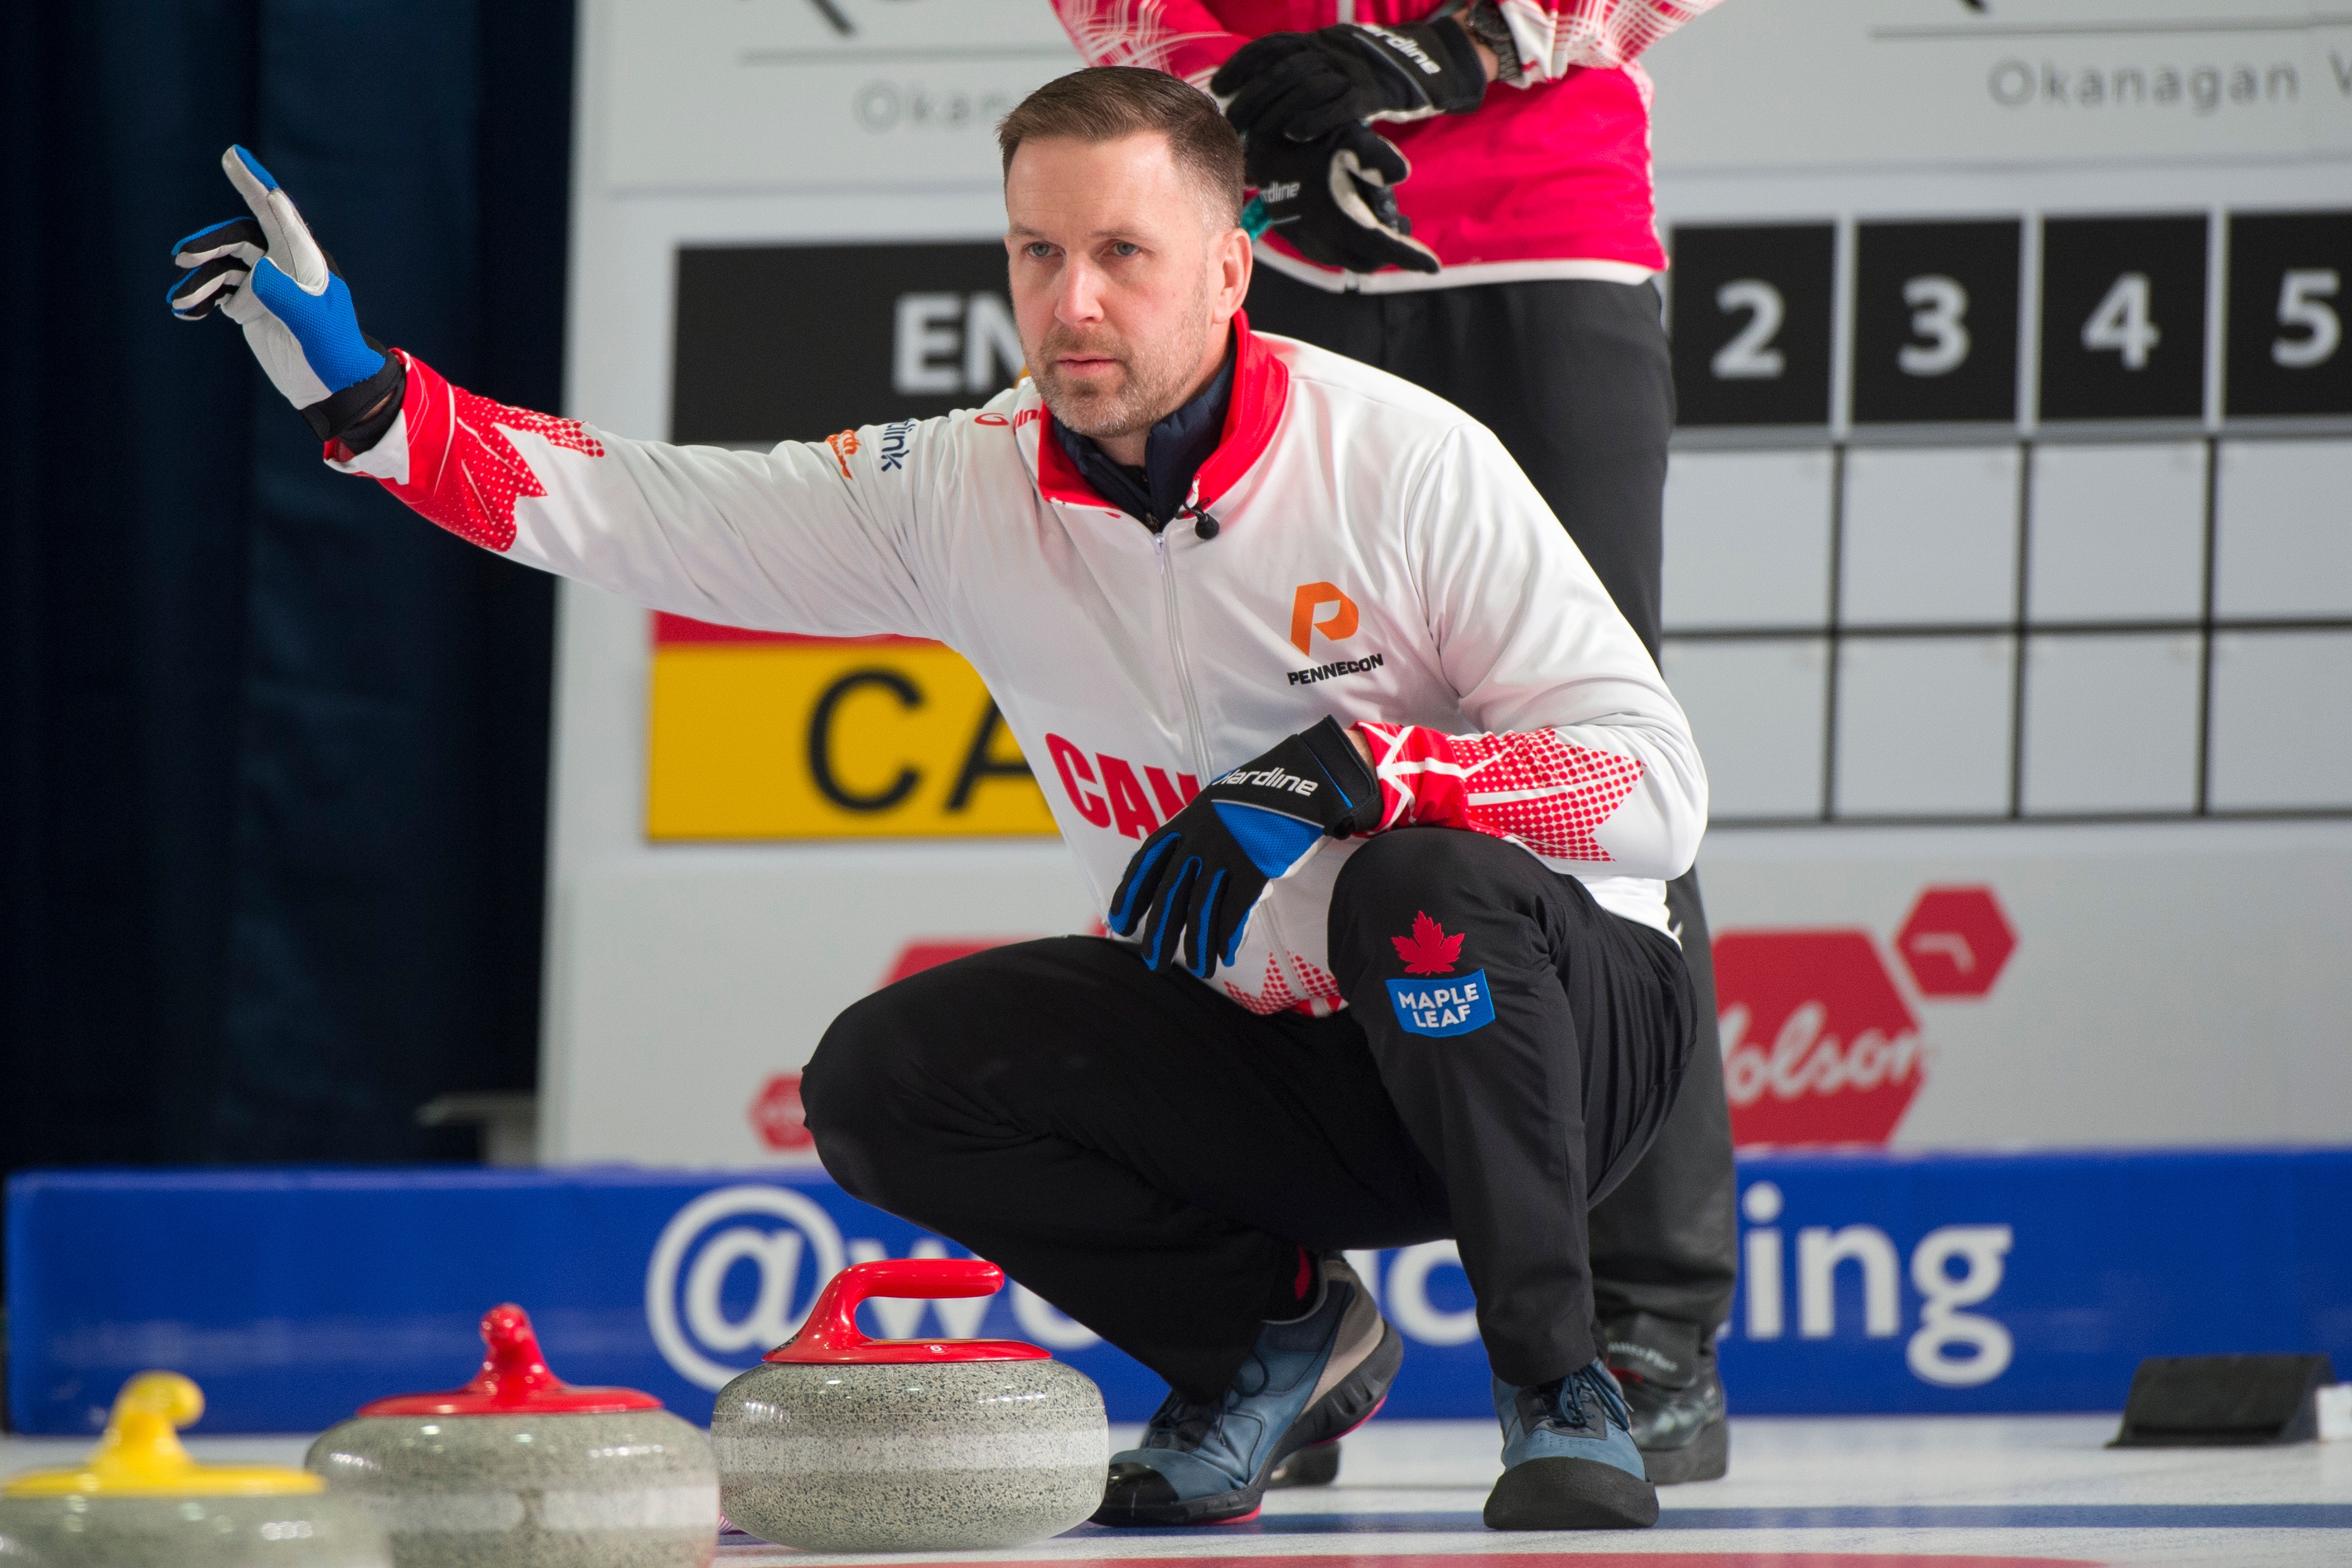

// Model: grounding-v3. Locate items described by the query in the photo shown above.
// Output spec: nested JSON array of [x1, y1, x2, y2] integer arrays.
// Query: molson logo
[[1716, 931, 1926, 1146], [1714, 887, 2016, 1147]]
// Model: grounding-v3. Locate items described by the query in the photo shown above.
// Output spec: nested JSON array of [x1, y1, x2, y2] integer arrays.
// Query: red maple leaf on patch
[[1391, 911, 1465, 976]]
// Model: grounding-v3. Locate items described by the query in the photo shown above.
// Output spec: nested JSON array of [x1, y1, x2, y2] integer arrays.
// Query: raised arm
[[167, 146, 943, 640]]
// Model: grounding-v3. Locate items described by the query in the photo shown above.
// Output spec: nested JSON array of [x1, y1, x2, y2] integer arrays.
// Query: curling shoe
[[1094, 1255, 1400, 1527], [1482, 1359, 1658, 1530], [1603, 1311, 1730, 1483]]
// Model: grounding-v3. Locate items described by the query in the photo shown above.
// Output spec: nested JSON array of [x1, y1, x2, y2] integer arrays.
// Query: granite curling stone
[[0, 1371, 391, 1568], [306, 1303, 717, 1568], [713, 1258, 1108, 1552]]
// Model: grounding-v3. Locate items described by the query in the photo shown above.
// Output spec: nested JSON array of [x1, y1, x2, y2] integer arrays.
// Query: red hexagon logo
[[748, 1072, 814, 1153], [1896, 886, 2017, 998], [1714, 930, 1924, 1147]]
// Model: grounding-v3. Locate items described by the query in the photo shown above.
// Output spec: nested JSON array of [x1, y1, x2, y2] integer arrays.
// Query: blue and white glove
[[167, 146, 403, 442], [1109, 718, 1381, 978]]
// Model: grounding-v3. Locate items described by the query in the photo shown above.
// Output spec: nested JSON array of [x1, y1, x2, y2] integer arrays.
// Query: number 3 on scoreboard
[[2081, 272, 2159, 372], [1899, 276, 1970, 377]]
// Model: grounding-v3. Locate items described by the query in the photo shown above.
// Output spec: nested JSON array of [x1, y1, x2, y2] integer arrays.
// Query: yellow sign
[[646, 617, 1057, 840]]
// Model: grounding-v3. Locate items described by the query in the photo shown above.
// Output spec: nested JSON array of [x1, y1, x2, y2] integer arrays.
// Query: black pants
[[804, 828, 1695, 1402], [1248, 269, 1738, 1337]]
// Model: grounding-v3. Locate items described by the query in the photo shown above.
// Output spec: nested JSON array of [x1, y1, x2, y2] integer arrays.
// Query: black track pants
[[802, 828, 1693, 1401], [1248, 268, 1740, 1337]]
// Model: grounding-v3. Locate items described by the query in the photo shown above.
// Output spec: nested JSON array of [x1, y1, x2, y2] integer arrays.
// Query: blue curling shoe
[[1094, 1256, 1400, 1526], [1483, 1359, 1659, 1530]]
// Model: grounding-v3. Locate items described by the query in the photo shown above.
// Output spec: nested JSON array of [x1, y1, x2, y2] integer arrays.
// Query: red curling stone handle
[[763, 1258, 1051, 1364]]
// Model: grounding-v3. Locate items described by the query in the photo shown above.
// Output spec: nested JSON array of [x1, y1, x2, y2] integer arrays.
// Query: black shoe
[[1266, 1439, 1341, 1487], [1601, 1310, 1729, 1484], [1093, 1256, 1400, 1526]]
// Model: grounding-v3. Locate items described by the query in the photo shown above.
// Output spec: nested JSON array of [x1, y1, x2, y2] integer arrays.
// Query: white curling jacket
[[332, 315, 1705, 1017]]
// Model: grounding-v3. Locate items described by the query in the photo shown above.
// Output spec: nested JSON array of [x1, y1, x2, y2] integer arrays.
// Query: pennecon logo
[[1289, 582, 1359, 653]]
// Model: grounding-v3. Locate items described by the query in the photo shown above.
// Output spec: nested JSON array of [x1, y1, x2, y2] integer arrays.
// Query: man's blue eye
[[1113, 242, 1140, 257]]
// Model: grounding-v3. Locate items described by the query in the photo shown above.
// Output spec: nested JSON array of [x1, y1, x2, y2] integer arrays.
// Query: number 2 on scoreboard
[[1712, 279, 1787, 379]]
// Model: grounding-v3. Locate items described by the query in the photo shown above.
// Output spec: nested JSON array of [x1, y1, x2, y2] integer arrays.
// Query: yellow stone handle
[[3, 1371, 323, 1497]]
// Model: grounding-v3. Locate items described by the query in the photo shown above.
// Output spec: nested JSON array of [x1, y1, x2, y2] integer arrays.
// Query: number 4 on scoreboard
[[2038, 214, 2206, 423], [2081, 272, 2160, 371]]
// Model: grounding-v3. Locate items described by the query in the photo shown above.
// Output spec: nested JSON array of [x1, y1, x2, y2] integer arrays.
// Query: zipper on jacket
[[1154, 532, 1214, 782]]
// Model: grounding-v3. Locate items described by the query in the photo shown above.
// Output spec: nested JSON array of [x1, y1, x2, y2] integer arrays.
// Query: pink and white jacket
[[1051, 0, 1723, 291], [330, 317, 1706, 1016]]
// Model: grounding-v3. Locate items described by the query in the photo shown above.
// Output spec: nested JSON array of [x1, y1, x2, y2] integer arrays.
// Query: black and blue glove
[[167, 146, 403, 442], [1243, 123, 1440, 276], [1213, 21, 1487, 146], [1109, 718, 1381, 978]]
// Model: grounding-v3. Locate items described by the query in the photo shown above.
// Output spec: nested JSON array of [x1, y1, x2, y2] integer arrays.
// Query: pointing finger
[[220, 145, 330, 293]]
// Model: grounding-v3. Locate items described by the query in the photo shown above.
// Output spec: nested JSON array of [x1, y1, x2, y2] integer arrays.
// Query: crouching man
[[168, 66, 1705, 1531]]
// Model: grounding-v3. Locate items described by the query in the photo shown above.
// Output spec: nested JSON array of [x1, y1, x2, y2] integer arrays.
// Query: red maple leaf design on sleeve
[[375, 350, 604, 553], [1356, 722, 1644, 862], [1391, 911, 1465, 976]]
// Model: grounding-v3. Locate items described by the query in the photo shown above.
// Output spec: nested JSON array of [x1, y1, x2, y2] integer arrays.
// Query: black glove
[[1246, 124, 1441, 276], [1109, 718, 1381, 978], [1214, 22, 1487, 146]]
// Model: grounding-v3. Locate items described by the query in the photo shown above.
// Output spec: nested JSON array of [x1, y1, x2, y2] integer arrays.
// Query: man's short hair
[[997, 67, 1245, 228]]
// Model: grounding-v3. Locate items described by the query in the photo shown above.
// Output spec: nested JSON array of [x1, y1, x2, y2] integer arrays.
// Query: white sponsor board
[[1700, 820, 2352, 1150], [548, 0, 2352, 1164], [1645, 1, 2352, 169]]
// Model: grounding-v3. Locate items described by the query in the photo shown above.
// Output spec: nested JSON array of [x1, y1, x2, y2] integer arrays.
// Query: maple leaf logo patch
[[1391, 911, 1465, 976]]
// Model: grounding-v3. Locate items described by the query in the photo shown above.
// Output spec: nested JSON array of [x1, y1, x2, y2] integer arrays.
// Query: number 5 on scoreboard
[[2271, 270, 2339, 370], [2224, 211, 2352, 418]]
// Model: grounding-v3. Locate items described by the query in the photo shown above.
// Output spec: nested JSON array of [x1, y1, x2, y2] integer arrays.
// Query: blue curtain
[[1, 0, 574, 1167]]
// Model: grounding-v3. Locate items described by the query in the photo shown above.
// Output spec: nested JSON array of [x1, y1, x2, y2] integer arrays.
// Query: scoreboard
[[1668, 210, 2349, 430], [1658, 208, 2351, 827]]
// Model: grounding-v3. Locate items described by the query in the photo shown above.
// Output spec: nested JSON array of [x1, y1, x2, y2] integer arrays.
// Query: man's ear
[[1216, 222, 1253, 319]]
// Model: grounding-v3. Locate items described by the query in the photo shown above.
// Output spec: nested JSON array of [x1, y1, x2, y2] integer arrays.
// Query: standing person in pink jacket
[[1051, 0, 1737, 1486]]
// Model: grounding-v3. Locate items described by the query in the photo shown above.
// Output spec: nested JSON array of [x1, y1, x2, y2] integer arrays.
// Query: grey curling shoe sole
[[1482, 1456, 1660, 1531], [1265, 1439, 1342, 1488], [1641, 1414, 1729, 1484]]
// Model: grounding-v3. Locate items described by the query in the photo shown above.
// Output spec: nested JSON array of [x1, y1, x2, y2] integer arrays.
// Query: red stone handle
[[763, 1258, 1051, 1364], [356, 1302, 660, 1415]]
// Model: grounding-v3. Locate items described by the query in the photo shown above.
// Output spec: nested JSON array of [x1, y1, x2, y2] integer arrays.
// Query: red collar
[[1031, 310, 1289, 517]]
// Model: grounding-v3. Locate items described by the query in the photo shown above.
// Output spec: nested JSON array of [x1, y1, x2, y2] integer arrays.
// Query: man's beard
[[1029, 288, 1217, 443]]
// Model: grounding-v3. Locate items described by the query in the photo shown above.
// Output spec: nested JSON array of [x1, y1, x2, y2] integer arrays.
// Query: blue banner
[[8, 1149, 2349, 1435]]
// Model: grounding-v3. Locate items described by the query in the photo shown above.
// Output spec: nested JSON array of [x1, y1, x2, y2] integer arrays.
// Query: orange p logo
[[1289, 582, 1359, 654]]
